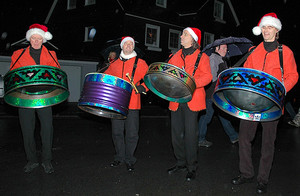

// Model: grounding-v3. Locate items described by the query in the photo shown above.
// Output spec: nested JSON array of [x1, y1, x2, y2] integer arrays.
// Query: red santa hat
[[26, 23, 53, 43], [252, 13, 282, 36], [120, 36, 135, 49], [183, 27, 201, 45]]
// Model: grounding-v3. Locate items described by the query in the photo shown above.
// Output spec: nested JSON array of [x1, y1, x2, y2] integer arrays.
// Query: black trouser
[[19, 107, 53, 163], [111, 110, 139, 164], [171, 103, 199, 172], [239, 119, 278, 184]]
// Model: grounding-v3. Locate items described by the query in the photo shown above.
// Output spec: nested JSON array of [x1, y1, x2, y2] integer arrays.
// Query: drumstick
[[125, 73, 146, 95]]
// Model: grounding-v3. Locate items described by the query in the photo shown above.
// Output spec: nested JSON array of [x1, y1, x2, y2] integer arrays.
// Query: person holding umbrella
[[167, 27, 212, 181], [198, 43, 239, 147], [231, 13, 298, 194]]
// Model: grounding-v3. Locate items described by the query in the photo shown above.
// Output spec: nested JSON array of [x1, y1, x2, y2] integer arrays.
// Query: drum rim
[[212, 92, 282, 122], [78, 103, 127, 119], [4, 90, 69, 108], [84, 72, 133, 87]]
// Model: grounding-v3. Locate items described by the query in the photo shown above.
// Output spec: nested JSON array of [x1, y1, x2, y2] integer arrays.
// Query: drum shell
[[144, 62, 196, 103], [212, 68, 286, 122], [4, 65, 69, 108], [78, 73, 133, 119]]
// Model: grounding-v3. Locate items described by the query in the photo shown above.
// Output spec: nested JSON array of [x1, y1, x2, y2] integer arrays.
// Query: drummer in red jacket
[[231, 13, 298, 194], [10, 24, 60, 174], [104, 36, 149, 172], [167, 27, 212, 181]]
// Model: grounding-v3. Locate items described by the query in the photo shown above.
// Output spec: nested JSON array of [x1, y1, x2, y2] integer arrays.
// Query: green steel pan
[[4, 65, 69, 108]]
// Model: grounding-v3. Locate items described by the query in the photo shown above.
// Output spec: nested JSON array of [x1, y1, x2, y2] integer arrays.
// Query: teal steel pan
[[4, 65, 69, 108]]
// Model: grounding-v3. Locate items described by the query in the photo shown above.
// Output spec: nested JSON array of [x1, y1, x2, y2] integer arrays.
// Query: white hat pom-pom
[[45, 32, 53, 41], [252, 26, 261, 36]]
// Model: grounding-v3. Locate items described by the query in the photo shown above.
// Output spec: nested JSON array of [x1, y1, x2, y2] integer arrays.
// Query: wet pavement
[[0, 102, 300, 196]]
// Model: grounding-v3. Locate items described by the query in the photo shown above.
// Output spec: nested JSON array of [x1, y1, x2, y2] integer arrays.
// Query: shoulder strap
[[165, 53, 175, 62], [47, 48, 60, 68], [193, 52, 202, 76], [278, 44, 284, 82], [233, 46, 256, 67], [10, 48, 26, 70], [130, 57, 139, 82]]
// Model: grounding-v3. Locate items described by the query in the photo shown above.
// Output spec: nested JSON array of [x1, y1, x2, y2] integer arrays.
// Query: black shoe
[[167, 165, 187, 174], [126, 163, 134, 172], [23, 162, 39, 173], [186, 171, 196, 181], [256, 182, 267, 194], [41, 162, 54, 174], [231, 175, 254, 185], [110, 160, 122, 167]]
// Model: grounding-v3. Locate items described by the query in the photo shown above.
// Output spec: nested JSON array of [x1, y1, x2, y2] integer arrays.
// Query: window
[[67, 0, 76, 10], [145, 24, 160, 50], [84, 26, 96, 42], [203, 32, 214, 48], [85, 0, 96, 6], [156, 0, 167, 8], [168, 29, 181, 51], [214, 0, 224, 21]]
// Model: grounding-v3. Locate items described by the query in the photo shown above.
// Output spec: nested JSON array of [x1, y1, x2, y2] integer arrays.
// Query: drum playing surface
[[213, 68, 286, 121], [144, 62, 196, 103]]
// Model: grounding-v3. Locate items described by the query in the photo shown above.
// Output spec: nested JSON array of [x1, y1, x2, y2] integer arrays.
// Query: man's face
[[261, 26, 278, 42], [216, 44, 227, 57], [180, 30, 194, 48], [122, 40, 134, 55], [30, 34, 43, 49]]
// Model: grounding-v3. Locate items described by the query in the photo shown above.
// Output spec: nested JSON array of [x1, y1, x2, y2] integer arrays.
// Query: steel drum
[[144, 62, 196, 103], [78, 73, 133, 119], [212, 68, 286, 121], [4, 65, 69, 108]]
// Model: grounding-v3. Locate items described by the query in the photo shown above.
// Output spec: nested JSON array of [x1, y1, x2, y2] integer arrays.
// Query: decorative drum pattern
[[212, 68, 286, 122]]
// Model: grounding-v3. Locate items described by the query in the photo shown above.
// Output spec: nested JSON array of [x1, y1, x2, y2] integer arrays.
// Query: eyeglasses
[[30, 37, 43, 41]]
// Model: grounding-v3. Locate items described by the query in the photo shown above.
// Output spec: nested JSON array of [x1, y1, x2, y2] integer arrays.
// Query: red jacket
[[104, 57, 149, 110], [10, 46, 60, 70], [244, 42, 298, 93], [168, 49, 212, 111]]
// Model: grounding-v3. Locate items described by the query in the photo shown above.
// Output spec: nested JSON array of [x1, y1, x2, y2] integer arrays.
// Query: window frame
[[84, 26, 96, 42], [168, 29, 181, 51], [145, 24, 161, 51], [213, 0, 225, 22], [67, 0, 77, 10], [156, 0, 167, 8]]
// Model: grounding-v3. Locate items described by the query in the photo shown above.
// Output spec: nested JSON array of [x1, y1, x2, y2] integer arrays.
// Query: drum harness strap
[[233, 44, 283, 81], [10, 48, 26, 71], [10, 47, 60, 70], [278, 44, 284, 83], [193, 52, 202, 76], [130, 57, 139, 84], [47, 48, 61, 68], [166, 51, 202, 76]]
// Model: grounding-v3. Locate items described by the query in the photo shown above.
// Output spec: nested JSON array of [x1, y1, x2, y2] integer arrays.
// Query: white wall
[[0, 56, 97, 102]]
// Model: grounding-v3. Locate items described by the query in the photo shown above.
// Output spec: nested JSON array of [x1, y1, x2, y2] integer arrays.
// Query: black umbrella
[[202, 37, 253, 57], [100, 39, 145, 60]]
